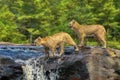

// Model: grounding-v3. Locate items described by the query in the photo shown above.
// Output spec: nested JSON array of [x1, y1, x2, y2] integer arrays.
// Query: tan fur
[[69, 20, 106, 48], [34, 32, 79, 57]]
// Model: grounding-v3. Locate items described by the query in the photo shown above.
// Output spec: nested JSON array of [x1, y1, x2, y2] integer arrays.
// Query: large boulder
[[52, 55, 119, 80]]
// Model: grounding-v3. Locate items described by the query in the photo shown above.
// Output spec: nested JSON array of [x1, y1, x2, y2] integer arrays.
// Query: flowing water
[[22, 58, 47, 80], [22, 57, 59, 80]]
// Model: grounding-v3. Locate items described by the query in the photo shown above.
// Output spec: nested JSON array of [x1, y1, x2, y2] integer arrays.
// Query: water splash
[[22, 57, 59, 80]]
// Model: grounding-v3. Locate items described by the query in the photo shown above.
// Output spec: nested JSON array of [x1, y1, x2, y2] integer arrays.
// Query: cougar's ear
[[72, 19, 75, 24], [38, 36, 42, 40]]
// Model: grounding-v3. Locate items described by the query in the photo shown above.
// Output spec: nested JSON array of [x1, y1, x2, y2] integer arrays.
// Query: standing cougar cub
[[34, 32, 79, 57], [69, 20, 106, 48]]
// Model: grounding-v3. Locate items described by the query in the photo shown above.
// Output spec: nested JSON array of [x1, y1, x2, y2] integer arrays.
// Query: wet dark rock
[[53, 54, 119, 80], [0, 56, 23, 80], [0, 56, 15, 65]]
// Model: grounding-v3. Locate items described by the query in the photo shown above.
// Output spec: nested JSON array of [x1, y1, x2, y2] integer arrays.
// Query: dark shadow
[[57, 60, 89, 80]]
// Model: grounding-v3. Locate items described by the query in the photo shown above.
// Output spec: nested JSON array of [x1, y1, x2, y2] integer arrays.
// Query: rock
[[0, 56, 23, 80], [0, 56, 15, 65], [55, 54, 119, 80], [0, 42, 31, 46]]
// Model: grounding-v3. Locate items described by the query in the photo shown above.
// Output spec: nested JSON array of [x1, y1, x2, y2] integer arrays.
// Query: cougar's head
[[69, 19, 76, 29], [34, 37, 43, 46]]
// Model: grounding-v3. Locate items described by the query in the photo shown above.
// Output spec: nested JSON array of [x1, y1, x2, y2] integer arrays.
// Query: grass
[[107, 41, 120, 49], [86, 40, 120, 50]]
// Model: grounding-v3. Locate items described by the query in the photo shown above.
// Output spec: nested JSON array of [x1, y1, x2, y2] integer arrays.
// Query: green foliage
[[0, 2, 25, 43], [0, 0, 120, 48]]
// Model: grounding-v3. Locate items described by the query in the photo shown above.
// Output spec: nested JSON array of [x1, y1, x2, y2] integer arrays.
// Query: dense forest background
[[0, 0, 120, 48]]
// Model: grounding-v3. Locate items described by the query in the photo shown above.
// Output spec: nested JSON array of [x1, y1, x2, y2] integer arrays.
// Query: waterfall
[[22, 57, 59, 80]]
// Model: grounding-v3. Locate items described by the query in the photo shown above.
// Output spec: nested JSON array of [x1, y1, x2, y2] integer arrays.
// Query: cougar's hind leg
[[66, 36, 79, 52], [97, 34, 106, 48]]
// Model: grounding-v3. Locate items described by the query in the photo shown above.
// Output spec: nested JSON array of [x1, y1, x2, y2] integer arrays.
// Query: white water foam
[[22, 57, 59, 80]]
